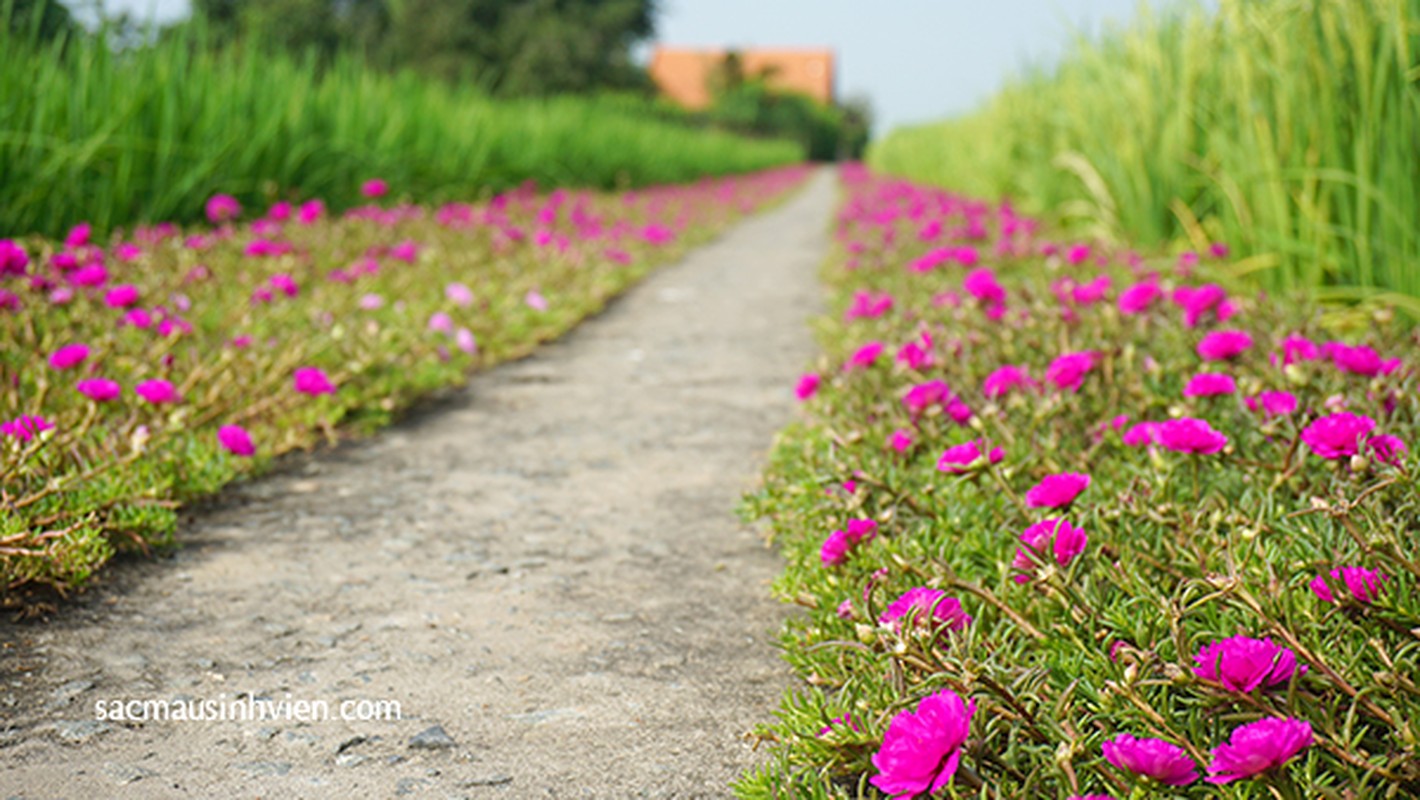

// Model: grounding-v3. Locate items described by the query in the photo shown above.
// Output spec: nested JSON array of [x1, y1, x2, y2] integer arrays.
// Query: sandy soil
[[0, 169, 834, 799]]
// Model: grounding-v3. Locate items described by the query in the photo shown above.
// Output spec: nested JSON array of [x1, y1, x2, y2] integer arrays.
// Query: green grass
[[869, 0, 1420, 307], [0, 15, 803, 240]]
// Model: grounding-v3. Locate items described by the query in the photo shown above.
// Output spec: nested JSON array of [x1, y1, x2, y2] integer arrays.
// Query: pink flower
[[1045, 351, 1097, 392], [870, 690, 975, 797], [297, 199, 325, 224], [1156, 418, 1228, 455], [962, 267, 1006, 305], [1102, 734, 1198, 785], [77, 378, 122, 402], [1183, 372, 1236, 397], [1206, 718, 1312, 784], [1118, 280, 1162, 315], [1193, 636, 1301, 692], [1277, 334, 1321, 365], [293, 366, 336, 395], [64, 223, 92, 248], [134, 379, 180, 405], [218, 425, 255, 457], [895, 339, 932, 370], [205, 193, 242, 223], [1, 415, 54, 441], [1012, 518, 1088, 583], [880, 587, 972, 632], [1246, 390, 1297, 417], [428, 312, 455, 334], [1310, 566, 1385, 604], [844, 341, 884, 370], [455, 328, 478, 355], [1300, 412, 1376, 459], [795, 373, 821, 401], [446, 282, 474, 307], [817, 713, 860, 737], [1025, 472, 1090, 508], [982, 365, 1037, 399], [0, 239, 29, 276], [524, 289, 548, 311], [266, 201, 292, 221], [903, 379, 949, 414], [48, 343, 90, 370], [936, 440, 1004, 474], [104, 284, 141, 308], [269, 273, 299, 297], [358, 293, 384, 311], [820, 519, 877, 567], [361, 178, 388, 198], [1197, 330, 1253, 361], [1122, 422, 1159, 447], [1174, 283, 1227, 327], [845, 290, 894, 320], [1368, 434, 1407, 465], [888, 429, 913, 453], [1327, 343, 1399, 376]]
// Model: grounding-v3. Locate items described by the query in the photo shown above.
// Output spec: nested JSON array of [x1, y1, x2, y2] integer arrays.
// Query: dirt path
[[1, 169, 834, 799]]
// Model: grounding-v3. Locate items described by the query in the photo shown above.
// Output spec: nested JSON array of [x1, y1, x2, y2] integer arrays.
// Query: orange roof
[[649, 47, 835, 110]]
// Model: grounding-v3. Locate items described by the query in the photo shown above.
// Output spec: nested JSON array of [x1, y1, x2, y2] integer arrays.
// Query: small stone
[[46, 679, 95, 709], [336, 735, 369, 754], [408, 725, 457, 750], [459, 774, 513, 787], [102, 762, 157, 785], [50, 720, 114, 744], [395, 777, 429, 795], [334, 753, 367, 768]]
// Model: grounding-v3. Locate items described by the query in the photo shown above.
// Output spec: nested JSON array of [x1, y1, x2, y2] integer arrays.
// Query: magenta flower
[[297, 199, 325, 224], [982, 365, 1037, 399], [134, 379, 180, 405], [871, 689, 974, 797], [1310, 566, 1385, 604], [1183, 372, 1236, 397], [1118, 279, 1162, 315], [1, 415, 54, 441], [936, 440, 1004, 474], [888, 429, 913, 453], [104, 284, 141, 308], [1197, 330, 1253, 361], [1122, 422, 1159, 447], [48, 343, 91, 370], [1327, 343, 1399, 376], [0, 239, 29, 276], [269, 273, 299, 297], [1102, 734, 1198, 785], [361, 178, 388, 198], [77, 378, 122, 402], [817, 713, 859, 737], [1246, 390, 1298, 417], [845, 290, 894, 320], [1025, 472, 1090, 508], [903, 379, 949, 414], [1277, 334, 1321, 365], [795, 373, 821, 401], [844, 341, 884, 370], [218, 425, 256, 457], [1156, 417, 1228, 455], [1045, 351, 1097, 392], [962, 267, 1006, 305], [293, 366, 336, 395], [1368, 434, 1407, 465], [1012, 518, 1088, 583], [822, 519, 877, 566], [428, 312, 455, 334], [1207, 718, 1312, 784], [880, 588, 971, 632], [205, 193, 242, 223], [1193, 636, 1301, 692], [1300, 412, 1376, 459]]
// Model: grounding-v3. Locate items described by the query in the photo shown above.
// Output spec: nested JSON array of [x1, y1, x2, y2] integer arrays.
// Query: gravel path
[[0, 169, 834, 799]]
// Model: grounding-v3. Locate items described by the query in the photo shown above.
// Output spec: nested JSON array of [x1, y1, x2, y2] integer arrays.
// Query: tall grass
[[869, 0, 1420, 309], [0, 18, 804, 240]]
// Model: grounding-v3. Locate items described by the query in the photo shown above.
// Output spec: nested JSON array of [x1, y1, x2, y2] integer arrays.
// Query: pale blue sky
[[87, 0, 1206, 131]]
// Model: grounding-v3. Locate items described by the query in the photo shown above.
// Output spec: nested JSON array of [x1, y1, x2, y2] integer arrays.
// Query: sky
[[89, 0, 1205, 132]]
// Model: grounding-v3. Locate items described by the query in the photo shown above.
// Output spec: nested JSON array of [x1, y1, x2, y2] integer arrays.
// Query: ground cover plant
[[0, 165, 810, 597], [868, 0, 1420, 307], [738, 165, 1418, 798], [0, 16, 804, 240]]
